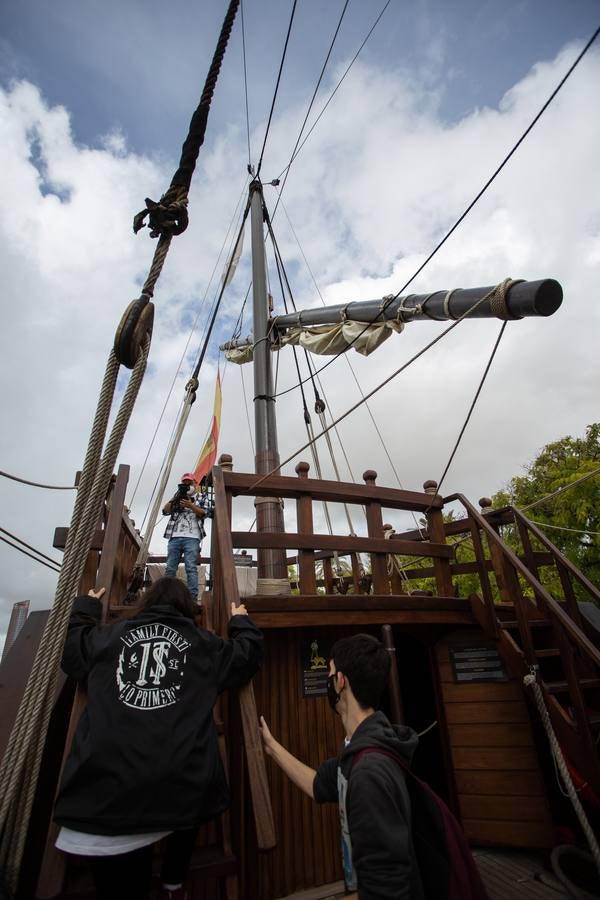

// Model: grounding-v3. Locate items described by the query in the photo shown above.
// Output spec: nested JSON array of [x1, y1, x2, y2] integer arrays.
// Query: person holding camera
[[162, 473, 208, 601]]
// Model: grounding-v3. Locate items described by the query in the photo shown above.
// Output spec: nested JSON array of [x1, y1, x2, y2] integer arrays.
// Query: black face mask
[[327, 672, 341, 711]]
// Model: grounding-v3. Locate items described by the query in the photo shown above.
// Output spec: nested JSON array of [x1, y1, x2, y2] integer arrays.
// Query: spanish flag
[[191, 369, 222, 483]]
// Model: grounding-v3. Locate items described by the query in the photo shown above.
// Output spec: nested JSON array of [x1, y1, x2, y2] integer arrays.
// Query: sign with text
[[301, 636, 330, 697], [449, 646, 508, 683]]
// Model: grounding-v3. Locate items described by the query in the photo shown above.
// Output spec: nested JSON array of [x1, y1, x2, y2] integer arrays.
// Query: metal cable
[[434, 320, 508, 497], [256, 0, 298, 177], [0, 526, 62, 569], [0, 469, 75, 491]]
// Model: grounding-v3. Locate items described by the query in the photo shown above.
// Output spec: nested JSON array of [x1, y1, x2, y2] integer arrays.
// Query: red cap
[[181, 473, 197, 482]]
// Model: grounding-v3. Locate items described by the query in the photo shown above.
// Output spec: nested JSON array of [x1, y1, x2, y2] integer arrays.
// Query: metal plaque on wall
[[449, 646, 508, 683]]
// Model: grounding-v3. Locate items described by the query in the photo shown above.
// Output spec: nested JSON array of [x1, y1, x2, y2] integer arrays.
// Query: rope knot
[[133, 195, 189, 238]]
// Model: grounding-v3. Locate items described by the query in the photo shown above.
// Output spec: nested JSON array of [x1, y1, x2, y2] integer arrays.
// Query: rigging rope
[[433, 318, 510, 498], [0, 6, 241, 885], [132, 206, 250, 583], [276, 192, 425, 536], [275, 0, 392, 182], [0, 469, 75, 491], [271, 24, 600, 398], [522, 466, 600, 512], [240, 0, 252, 170], [0, 534, 60, 574], [0, 338, 150, 889], [523, 669, 600, 873], [255, 0, 298, 177], [0, 526, 62, 570], [246, 280, 517, 493], [272, 0, 350, 214], [267, 206, 357, 538], [129, 175, 250, 508]]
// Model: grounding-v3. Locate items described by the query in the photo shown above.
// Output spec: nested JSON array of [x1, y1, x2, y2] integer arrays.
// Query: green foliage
[[492, 423, 600, 594]]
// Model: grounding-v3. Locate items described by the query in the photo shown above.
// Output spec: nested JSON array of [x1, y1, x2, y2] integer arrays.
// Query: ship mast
[[249, 179, 287, 580]]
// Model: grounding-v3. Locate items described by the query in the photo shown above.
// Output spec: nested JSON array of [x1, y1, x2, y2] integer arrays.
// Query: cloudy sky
[[1, 0, 599, 646]]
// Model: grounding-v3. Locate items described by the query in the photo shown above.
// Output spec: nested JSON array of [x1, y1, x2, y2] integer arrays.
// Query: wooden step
[[545, 678, 600, 694], [501, 620, 551, 630], [535, 648, 561, 658]]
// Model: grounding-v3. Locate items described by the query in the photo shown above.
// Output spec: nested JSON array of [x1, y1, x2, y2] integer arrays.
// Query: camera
[[172, 482, 192, 511]]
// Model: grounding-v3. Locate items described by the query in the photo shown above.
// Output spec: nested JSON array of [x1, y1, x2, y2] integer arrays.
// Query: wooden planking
[[246, 595, 470, 613], [445, 701, 529, 724], [463, 819, 554, 849], [253, 628, 346, 899], [441, 680, 523, 704], [473, 849, 569, 900], [452, 747, 540, 771], [435, 627, 554, 849], [455, 769, 546, 796], [459, 794, 550, 822], [448, 723, 533, 747], [250, 610, 473, 629]]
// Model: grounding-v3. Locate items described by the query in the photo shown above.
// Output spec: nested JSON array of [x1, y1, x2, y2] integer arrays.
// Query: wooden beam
[[223, 470, 443, 511], [230, 531, 454, 558], [249, 610, 473, 628], [212, 466, 276, 850]]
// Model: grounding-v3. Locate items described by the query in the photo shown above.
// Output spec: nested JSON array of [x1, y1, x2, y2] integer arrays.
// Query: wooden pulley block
[[114, 297, 154, 368]]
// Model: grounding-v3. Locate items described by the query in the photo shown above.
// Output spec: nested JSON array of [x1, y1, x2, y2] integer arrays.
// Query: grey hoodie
[[314, 711, 425, 900]]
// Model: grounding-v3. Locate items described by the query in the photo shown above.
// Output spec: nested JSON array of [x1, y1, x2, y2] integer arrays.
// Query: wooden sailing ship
[[1, 3, 599, 897], [2, 445, 600, 898]]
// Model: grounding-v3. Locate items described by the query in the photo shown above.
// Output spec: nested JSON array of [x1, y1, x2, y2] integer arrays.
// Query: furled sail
[[224, 319, 403, 364]]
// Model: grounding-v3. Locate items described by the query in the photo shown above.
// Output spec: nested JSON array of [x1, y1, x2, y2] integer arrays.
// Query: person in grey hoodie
[[260, 633, 425, 900]]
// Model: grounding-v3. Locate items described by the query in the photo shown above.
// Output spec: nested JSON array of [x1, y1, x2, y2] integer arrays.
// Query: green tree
[[492, 423, 600, 592]]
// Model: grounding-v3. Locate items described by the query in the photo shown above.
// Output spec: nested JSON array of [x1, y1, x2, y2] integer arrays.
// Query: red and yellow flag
[[191, 369, 222, 484]]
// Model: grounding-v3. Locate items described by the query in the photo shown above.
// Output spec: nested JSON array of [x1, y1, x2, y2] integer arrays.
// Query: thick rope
[[0, 339, 150, 891], [523, 670, 600, 873], [132, 0, 240, 299]]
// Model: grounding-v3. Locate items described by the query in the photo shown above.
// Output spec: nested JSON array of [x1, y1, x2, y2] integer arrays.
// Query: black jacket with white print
[[54, 596, 263, 834]]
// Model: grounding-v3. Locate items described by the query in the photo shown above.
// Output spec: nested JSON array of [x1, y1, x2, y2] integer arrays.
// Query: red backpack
[[353, 749, 489, 900]]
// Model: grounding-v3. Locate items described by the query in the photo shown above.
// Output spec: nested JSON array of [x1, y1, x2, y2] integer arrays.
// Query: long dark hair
[[142, 576, 198, 619]]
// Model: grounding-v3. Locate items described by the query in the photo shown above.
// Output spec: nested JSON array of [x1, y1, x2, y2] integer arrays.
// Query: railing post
[[384, 524, 406, 595], [295, 461, 317, 595], [423, 480, 454, 597], [363, 470, 390, 594], [479, 498, 516, 606]]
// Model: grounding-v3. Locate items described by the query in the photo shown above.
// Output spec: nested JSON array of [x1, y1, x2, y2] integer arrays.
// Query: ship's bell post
[[249, 179, 287, 581]]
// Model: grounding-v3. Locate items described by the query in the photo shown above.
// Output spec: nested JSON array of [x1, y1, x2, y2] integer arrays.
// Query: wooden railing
[[446, 493, 600, 790]]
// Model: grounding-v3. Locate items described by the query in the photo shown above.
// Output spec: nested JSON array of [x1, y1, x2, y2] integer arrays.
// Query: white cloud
[[1, 39, 599, 638]]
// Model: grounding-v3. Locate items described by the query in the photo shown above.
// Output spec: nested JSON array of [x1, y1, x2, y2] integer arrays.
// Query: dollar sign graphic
[[150, 641, 170, 685]]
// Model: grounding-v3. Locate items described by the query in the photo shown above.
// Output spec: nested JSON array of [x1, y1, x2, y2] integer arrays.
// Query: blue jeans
[[165, 537, 200, 598]]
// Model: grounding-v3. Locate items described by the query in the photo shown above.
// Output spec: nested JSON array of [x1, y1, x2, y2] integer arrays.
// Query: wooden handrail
[[230, 531, 454, 558], [223, 470, 443, 511], [445, 493, 600, 668], [512, 506, 600, 605]]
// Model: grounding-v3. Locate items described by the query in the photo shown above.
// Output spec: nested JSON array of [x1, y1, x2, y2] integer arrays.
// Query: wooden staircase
[[446, 494, 600, 795]]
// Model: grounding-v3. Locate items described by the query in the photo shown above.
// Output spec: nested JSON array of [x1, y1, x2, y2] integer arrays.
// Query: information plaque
[[449, 646, 508, 683], [301, 637, 330, 697]]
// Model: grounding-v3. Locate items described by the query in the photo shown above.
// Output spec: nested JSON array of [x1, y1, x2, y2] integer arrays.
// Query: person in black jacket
[[54, 576, 263, 900], [260, 633, 424, 900]]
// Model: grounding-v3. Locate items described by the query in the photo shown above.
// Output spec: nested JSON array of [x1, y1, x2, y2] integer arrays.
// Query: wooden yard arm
[[211, 465, 276, 850]]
